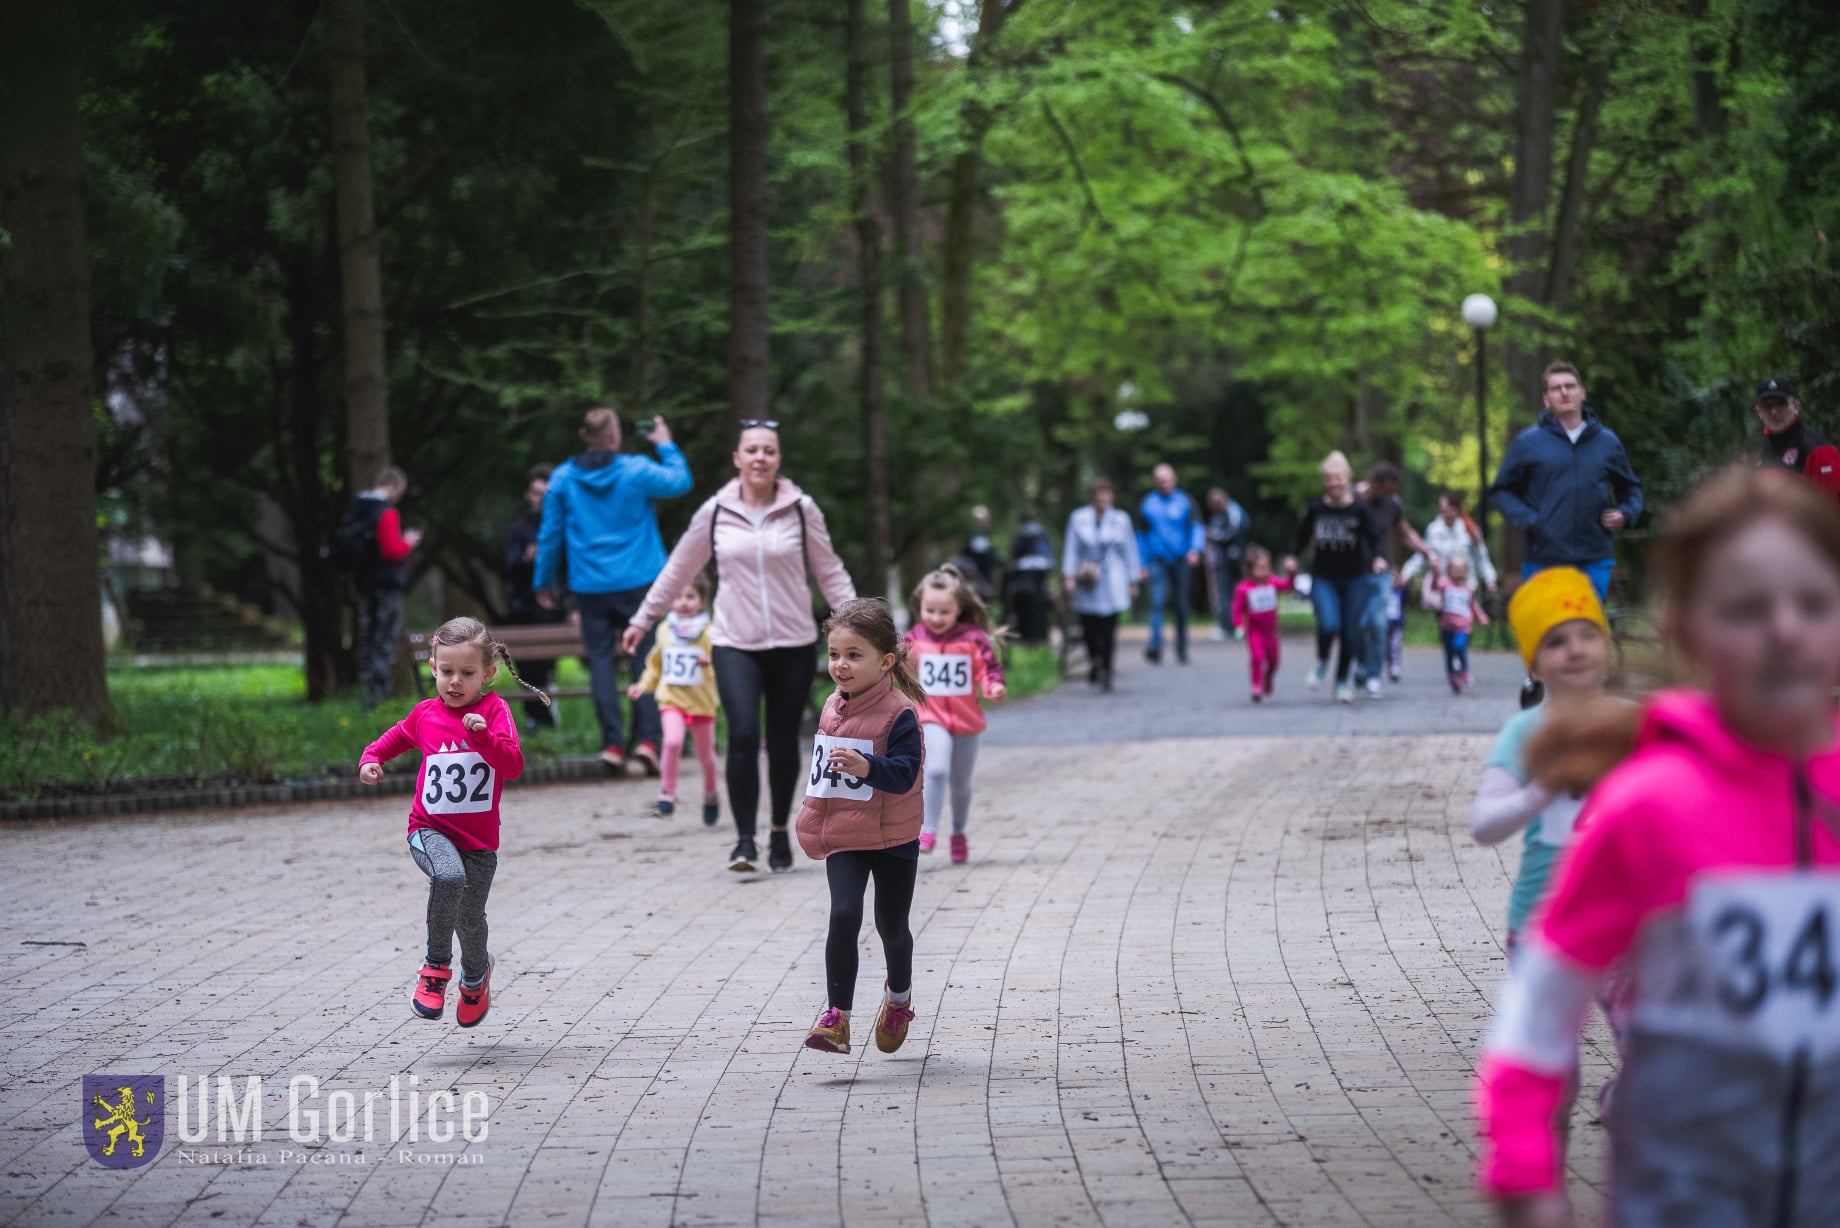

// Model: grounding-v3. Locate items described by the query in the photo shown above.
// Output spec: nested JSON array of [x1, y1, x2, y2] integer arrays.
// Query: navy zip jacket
[[1489, 408, 1643, 567]]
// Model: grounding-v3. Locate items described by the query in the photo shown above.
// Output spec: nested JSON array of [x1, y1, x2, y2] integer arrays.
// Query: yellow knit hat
[[1508, 567, 1609, 669]]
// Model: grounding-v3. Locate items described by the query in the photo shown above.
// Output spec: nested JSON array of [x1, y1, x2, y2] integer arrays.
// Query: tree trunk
[[282, 253, 348, 701], [887, 0, 932, 402], [728, 0, 771, 428], [327, 0, 391, 492], [1499, 0, 1565, 583], [1687, 0, 1728, 352], [939, 0, 1012, 392], [0, 3, 114, 726], [849, 0, 891, 595]]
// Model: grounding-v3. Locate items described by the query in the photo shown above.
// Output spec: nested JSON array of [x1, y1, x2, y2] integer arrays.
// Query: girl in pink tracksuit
[[359, 616, 544, 1028], [1474, 468, 1840, 1227], [1229, 546, 1294, 702], [904, 565, 1007, 862]]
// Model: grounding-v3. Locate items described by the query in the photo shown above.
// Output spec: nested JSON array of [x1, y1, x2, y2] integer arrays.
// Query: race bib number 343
[[422, 750, 494, 815], [807, 734, 875, 800], [918, 653, 972, 697]]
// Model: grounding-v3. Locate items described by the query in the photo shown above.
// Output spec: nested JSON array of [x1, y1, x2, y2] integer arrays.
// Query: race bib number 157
[[661, 646, 704, 686], [806, 734, 875, 800]]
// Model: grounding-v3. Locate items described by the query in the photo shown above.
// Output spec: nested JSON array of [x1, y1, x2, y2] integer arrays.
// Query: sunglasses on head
[[738, 419, 780, 430]]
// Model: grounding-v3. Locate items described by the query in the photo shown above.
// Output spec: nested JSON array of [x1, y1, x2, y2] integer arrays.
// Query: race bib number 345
[[1680, 873, 1840, 1056], [918, 653, 972, 697], [807, 734, 875, 800], [422, 750, 494, 815]]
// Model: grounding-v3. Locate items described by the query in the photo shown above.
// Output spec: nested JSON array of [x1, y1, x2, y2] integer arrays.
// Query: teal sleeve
[[1484, 708, 1543, 780]]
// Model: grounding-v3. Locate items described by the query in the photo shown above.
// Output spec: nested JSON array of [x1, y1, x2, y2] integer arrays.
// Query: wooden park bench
[[405, 622, 592, 701]]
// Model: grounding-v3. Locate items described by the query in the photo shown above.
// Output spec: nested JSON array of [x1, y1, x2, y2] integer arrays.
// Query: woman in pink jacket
[[1474, 467, 1840, 1227], [626, 423, 856, 874]]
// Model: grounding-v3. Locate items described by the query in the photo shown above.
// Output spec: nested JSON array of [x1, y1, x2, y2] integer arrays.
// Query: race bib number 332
[[807, 734, 875, 800], [422, 750, 494, 815]]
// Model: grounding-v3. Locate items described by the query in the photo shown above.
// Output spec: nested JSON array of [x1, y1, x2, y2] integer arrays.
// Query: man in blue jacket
[[1137, 463, 1205, 664], [535, 409, 693, 774], [1489, 361, 1643, 602]]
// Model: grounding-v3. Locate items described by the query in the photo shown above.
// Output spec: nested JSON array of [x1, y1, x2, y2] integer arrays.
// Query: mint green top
[[1485, 706, 1586, 935]]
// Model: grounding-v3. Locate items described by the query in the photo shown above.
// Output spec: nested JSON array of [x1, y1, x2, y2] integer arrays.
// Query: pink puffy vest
[[795, 678, 925, 859]]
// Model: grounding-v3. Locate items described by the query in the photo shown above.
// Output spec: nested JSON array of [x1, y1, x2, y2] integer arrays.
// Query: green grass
[[0, 644, 1064, 802]]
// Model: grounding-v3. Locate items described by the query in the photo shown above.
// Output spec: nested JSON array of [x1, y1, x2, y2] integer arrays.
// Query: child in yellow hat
[[1467, 567, 1613, 954]]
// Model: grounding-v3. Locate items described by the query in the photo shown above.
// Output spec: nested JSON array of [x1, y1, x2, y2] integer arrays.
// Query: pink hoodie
[[632, 477, 856, 652], [1474, 691, 1840, 1221]]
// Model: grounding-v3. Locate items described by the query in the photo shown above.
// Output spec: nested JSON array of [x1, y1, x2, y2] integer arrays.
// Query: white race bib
[[918, 653, 973, 697], [1246, 586, 1278, 615], [661, 646, 704, 687], [1663, 873, 1840, 1057], [806, 734, 875, 800], [1535, 794, 1585, 846], [1441, 587, 1473, 617], [421, 748, 494, 815]]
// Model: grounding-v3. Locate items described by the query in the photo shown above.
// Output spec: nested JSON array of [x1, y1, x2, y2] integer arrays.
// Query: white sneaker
[[1334, 682, 1354, 704], [1209, 626, 1228, 642], [1387, 666, 1401, 683], [1308, 664, 1326, 690], [1364, 678, 1383, 699]]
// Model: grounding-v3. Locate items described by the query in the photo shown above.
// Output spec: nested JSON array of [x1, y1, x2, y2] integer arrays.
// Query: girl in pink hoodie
[[905, 565, 1007, 862], [1473, 467, 1840, 1227]]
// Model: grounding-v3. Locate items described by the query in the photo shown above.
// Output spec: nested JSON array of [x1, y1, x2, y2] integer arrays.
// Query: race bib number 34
[[919, 653, 972, 697], [1681, 873, 1840, 1056], [422, 750, 494, 815], [807, 734, 875, 800], [661, 646, 704, 687]]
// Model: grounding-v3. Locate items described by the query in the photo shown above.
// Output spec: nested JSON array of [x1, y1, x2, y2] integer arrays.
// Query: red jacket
[[362, 691, 524, 851], [903, 623, 1004, 735]]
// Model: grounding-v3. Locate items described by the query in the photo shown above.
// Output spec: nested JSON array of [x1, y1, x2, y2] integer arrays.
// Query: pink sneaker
[[950, 834, 968, 864], [918, 831, 936, 854], [455, 959, 493, 1028], [411, 962, 451, 1020]]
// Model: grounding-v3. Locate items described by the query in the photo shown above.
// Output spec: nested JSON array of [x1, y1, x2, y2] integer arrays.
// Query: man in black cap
[[1756, 377, 1840, 501]]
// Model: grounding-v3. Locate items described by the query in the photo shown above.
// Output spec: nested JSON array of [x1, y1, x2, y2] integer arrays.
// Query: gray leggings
[[921, 724, 980, 836], [407, 829, 497, 984]]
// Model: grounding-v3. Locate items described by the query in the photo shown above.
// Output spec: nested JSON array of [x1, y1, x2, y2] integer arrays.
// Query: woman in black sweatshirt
[[1285, 451, 1383, 703]]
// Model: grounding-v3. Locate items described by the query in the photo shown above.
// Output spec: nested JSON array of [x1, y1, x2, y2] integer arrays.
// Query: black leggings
[[712, 643, 815, 837], [824, 847, 918, 1011], [1080, 613, 1120, 680]]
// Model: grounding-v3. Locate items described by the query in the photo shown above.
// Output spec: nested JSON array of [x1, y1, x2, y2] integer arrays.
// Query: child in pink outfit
[[1473, 468, 1840, 1226], [1229, 546, 1294, 703], [1430, 555, 1488, 692]]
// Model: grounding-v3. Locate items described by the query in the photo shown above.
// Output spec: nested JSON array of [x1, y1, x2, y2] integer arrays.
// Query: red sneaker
[[633, 742, 661, 777], [455, 959, 493, 1028], [599, 746, 625, 772], [411, 962, 451, 1020]]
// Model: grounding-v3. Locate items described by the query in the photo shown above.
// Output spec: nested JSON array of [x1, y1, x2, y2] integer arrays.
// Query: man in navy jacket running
[[1489, 361, 1643, 602]]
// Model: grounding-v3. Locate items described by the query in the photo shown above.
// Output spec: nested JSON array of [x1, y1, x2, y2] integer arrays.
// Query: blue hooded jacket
[[1137, 489, 1206, 563], [533, 444, 693, 595], [1489, 409, 1643, 567]]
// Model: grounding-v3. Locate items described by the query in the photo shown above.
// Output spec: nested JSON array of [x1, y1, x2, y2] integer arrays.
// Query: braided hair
[[427, 616, 551, 707]]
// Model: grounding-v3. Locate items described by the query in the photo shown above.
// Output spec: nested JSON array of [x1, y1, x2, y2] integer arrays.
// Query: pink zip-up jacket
[[1474, 691, 1840, 1223], [361, 691, 524, 852], [903, 622, 1005, 735], [632, 477, 856, 651], [1229, 575, 1293, 635]]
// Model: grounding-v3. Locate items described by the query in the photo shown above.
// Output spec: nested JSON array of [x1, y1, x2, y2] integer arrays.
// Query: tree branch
[[1039, 100, 1112, 233], [1151, 72, 1267, 218]]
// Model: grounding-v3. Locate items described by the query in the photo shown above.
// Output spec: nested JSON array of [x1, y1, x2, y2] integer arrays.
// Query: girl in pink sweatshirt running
[[360, 617, 543, 1028], [1473, 467, 1840, 1227]]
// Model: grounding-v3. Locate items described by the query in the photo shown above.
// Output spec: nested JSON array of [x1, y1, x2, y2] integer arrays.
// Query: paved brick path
[[1, 643, 1616, 1227]]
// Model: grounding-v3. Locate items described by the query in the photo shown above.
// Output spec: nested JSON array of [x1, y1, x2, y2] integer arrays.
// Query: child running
[[1229, 546, 1294, 703], [1474, 467, 1840, 1225], [627, 574, 720, 823], [360, 616, 544, 1027], [1433, 555, 1489, 692], [796, 598, 926, 1056], [905, 565, 1007, 862]]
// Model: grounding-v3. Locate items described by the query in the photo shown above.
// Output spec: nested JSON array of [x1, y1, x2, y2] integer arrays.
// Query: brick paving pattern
[[1, 643, 1616, 1226]]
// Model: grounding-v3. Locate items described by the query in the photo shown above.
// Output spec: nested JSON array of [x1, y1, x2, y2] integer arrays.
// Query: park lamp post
[[1461, 294, 1499, 551]]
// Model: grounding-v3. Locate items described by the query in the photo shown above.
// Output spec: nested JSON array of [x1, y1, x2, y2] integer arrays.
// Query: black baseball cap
[[1756, 376, 1797, 401]]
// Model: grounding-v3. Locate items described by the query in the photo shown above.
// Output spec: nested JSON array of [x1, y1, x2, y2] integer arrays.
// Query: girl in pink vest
[[359, 617, 545, 1028], [797, 599, 927, 1056], [1474, 468, 1840, 1226], [905, 565, 1007, 862]]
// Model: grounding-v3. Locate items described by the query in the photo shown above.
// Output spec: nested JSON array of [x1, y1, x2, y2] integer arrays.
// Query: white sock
[[887, 987, 911, 1007]]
